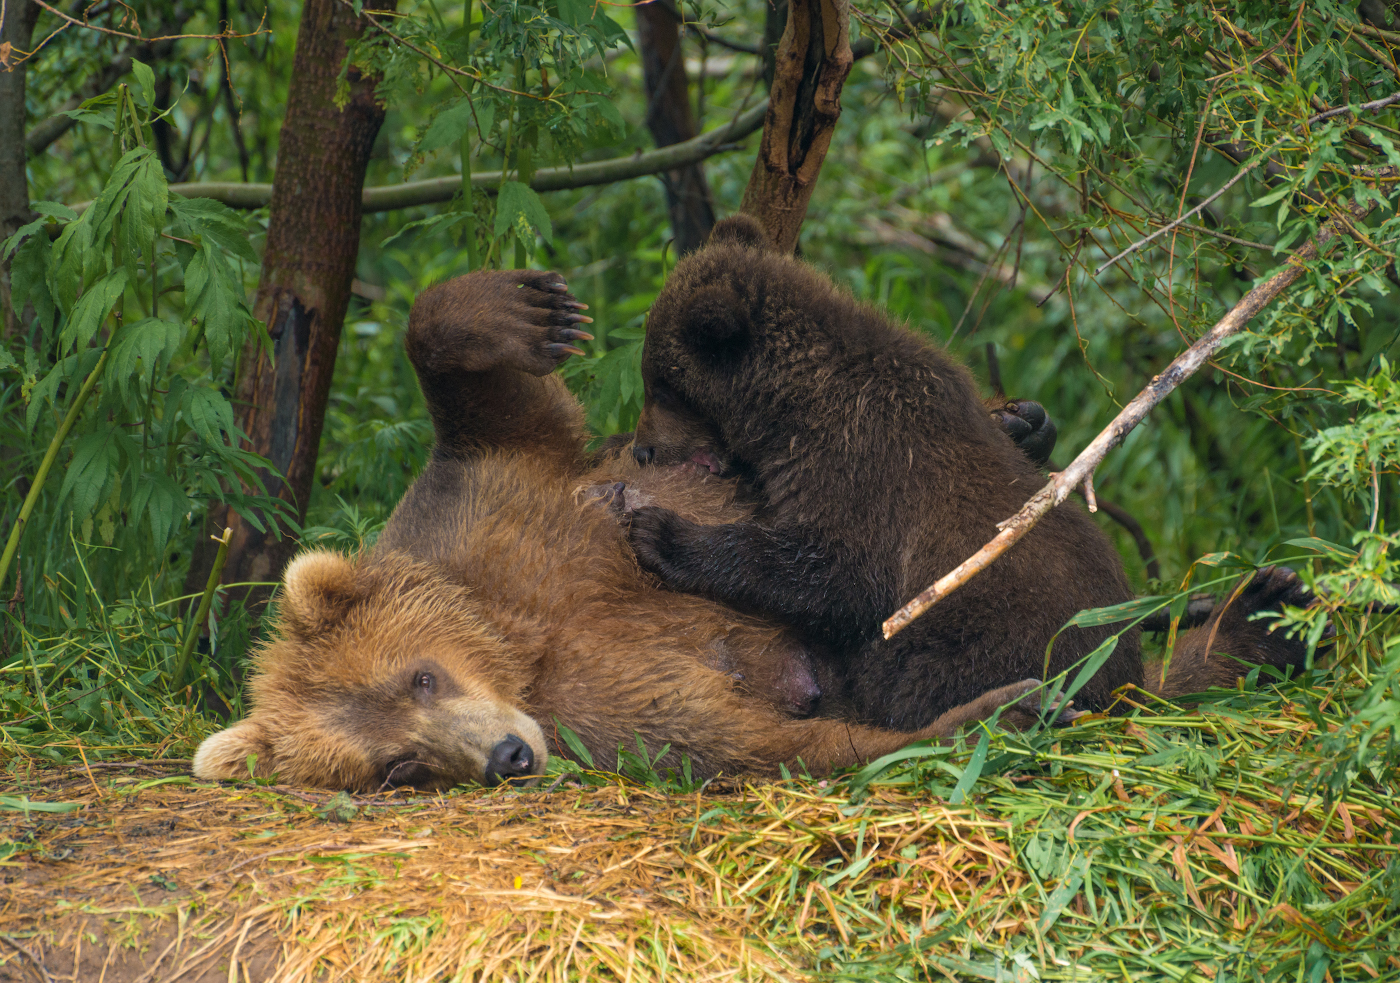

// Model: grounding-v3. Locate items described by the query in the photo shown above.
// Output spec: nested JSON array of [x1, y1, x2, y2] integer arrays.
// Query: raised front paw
[[991, 398, 1058, 467], [407, 269, 595, 378]]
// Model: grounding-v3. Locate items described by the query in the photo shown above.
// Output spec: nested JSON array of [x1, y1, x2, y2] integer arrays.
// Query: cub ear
[[707, 214, 772, 251], [192, 719, 275, 781], [681, 283, 751, 352], [280, 550, 362, 636]]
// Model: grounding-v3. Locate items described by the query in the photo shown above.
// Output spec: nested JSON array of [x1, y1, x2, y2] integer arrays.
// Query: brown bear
[[192, 270, 1061, 792], [623, 215, 1304, 729]]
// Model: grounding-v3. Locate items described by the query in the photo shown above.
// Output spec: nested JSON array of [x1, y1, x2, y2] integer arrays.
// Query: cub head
[[633, 214, 779, 471], [193, 551, 547, 792]]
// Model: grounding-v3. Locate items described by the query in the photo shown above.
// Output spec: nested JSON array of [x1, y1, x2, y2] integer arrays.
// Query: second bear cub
[[628, 216, 1140, 729]]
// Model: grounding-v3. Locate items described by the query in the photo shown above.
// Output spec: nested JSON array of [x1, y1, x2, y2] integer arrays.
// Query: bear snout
[[484, 734, 536, 785]]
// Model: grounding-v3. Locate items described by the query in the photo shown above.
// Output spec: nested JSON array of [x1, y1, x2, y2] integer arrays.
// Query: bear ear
[[681, 283, 751, 352], [280, 550, 362, 636], [707, 214, 772, 251], [192, 719, 275, 781]]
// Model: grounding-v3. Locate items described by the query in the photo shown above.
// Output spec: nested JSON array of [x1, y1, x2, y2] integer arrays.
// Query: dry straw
[[2, 684, 1398, 983]]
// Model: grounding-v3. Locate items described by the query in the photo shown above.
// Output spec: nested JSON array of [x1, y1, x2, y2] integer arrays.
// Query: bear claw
[[547, 343, 586, 359]]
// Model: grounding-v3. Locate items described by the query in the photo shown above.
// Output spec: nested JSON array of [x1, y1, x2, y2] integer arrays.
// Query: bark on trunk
[[2, 0, 42, 339], [635, 0, 715, 255], [189, 0, 396, 606], [740, 0, 851, 253]]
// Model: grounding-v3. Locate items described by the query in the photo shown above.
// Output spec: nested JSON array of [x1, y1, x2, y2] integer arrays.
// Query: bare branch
[[66, 101, 769, 216], [883, 183, 1391, 640]]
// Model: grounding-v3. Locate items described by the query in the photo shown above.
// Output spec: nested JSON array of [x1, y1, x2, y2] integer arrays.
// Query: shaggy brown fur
[[194, 271, 1061, 792], [625, 215, 1311, 728]]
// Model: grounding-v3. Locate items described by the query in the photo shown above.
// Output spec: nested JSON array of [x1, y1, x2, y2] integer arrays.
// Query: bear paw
[[1210, 566, 1321, 673], [991, 399, 1058, 467], [628, 505, 696, 586]]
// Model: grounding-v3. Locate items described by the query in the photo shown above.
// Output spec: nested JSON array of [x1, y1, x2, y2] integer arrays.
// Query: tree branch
[[67, 101, 769, 216], [882, 184, 1391, 640]]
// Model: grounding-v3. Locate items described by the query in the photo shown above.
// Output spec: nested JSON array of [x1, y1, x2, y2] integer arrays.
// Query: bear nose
[[633, 445, 655, 466], [484, 734, 535, 785]]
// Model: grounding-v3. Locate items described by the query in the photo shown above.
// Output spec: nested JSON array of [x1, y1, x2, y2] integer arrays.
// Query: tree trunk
[[189, 0, 396, 606], [2, 0, 42, 339], [635, 0, 715, 255], [739, 0, 851, 253]]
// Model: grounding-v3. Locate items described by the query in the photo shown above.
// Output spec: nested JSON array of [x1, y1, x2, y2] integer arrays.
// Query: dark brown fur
[[625, 215, 1298, 728]]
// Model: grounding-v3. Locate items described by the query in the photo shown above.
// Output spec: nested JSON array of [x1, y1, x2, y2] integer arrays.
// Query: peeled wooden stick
[[883, 192, 1383, 641]]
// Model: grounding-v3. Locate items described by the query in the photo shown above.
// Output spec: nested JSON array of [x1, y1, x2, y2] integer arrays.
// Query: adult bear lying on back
[[626, 215, 1144, 728]]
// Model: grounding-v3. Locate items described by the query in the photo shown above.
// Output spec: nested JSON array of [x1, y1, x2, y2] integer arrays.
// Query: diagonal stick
[[883, 185, 1390, 640]]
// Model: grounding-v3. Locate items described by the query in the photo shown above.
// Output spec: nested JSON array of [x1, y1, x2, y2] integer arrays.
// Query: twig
[[1, 936, 53, 983], [26, 0, 263, 45], [1094, 154, 1270, 276], [1096, 91, 1400, 278], [883, 186, 1389, 639]]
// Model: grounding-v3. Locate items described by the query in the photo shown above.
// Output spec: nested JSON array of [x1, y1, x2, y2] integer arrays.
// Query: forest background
[[0, 0, 1398, 775], [5, 0, 1400, 977]]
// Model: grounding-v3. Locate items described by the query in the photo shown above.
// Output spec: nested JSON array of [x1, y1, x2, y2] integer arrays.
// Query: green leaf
[[58, 429, 119, 522], [60, 269, 128, 353], [948, 729, 990, 805], [183, 386, 237, 447], [494, 179, 553, 244], [130, 471, 189, 547], [420, 98, 478, 154], [7, 233, 55, 327], [169, 196, 258, 263], [1038, 851, 1091, 932], [0, 350, 15, 372], [131, 59, 157, 111], [0, 796, 82, 814], [1064, 594, 1169, 628], [554, 719, 595, 768], [1283, 537, 1358, 560], [107, 317, 182, 403], [1058, 635, 1120, 708]]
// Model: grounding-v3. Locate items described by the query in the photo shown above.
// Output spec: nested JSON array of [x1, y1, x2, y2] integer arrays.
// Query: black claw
[[557, 329, 594, 342], [547, 343, 586, 359]]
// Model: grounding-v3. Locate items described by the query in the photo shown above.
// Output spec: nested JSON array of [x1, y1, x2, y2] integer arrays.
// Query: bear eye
[[415, 671, 435, 693]]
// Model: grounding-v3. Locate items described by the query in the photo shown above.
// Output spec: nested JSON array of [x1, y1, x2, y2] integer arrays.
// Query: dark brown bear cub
[[627, 215, 1142, 729]]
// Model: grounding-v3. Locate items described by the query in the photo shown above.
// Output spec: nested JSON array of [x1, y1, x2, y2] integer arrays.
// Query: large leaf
[[494, 179, 553, 243], [129, 471, 189, 547], [169, 196, 258, 263], [60, 269, 128, 353], [58, 429, 120, 521], [419, 97, 479, 154], [107, 317, 183, 403]]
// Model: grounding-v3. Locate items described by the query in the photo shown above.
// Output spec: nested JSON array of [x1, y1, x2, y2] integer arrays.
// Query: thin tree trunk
[[740, 0, 852, 253], [188, 0, 397, 606], [635, 0, 715, 255], [2, 0, 42, 339]]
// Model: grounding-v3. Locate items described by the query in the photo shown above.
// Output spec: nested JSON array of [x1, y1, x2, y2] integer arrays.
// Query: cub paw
[[627, 506, 692, 583], [991, 399, 1058, 467]]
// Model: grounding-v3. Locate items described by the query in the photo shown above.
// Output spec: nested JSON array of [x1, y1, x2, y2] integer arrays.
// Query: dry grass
[[3, 686, 1399, 983]]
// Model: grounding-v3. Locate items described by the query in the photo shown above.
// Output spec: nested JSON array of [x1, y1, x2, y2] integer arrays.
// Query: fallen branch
[[67, 101, 768, 216], [883, 186, 1390, 640]]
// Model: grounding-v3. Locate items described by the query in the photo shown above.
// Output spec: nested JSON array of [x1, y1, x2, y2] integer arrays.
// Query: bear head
[[193, 550, 548, 792], [632, 215, 780, 474]]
